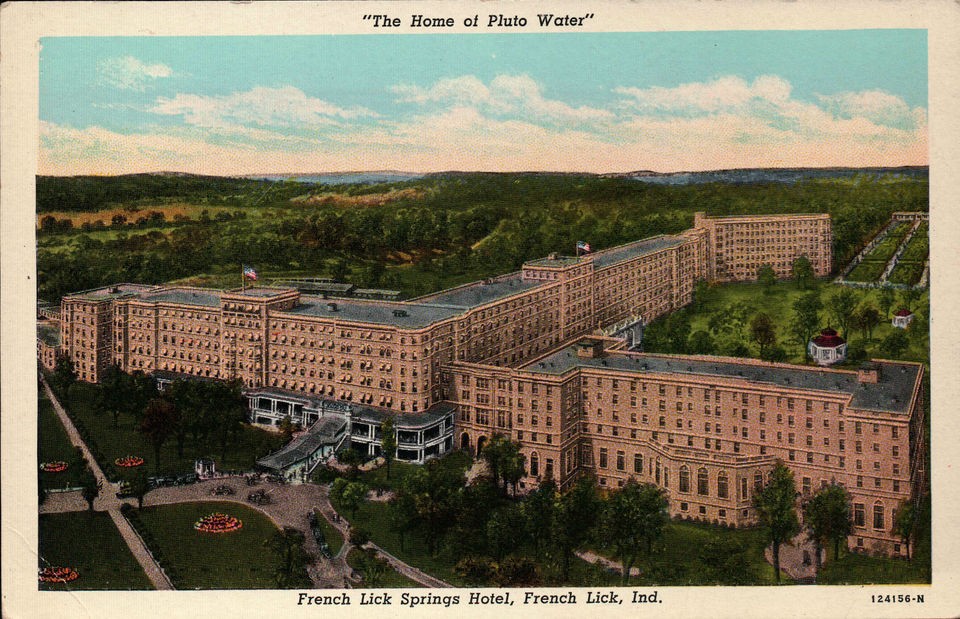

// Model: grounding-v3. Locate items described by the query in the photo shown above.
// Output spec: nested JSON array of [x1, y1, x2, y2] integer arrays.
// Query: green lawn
[[817, 550, 929, 584], [62, 383, 284, 480], [39, 511, 153, 590], [314, 509, 344, 555], [38, 395, 84, 490], [619, 521, 788, 585], [846, 260, 887, 282], [684, 280, 929, 365], [131, 501, 282, 589], [346, 548, 424, 588]]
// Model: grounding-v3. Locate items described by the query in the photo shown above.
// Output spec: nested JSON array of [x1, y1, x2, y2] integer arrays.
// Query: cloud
[[39, 74, 927, 176], [150, 86, 377, 130], [614, 75, 794, 116], [393, 74, 613, 124], [817, 90, 925, 131], [97, 56, 173, 91]]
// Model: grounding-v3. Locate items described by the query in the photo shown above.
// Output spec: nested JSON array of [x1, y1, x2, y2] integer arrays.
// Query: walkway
[[40, 378, 173, 590], [763, 531, 819, 583], [576, 550, 641, 577], [40, 383, 452, 589]]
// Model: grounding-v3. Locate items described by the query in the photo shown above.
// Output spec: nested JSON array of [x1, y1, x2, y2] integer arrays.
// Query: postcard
[[2, 1, 959, 618]]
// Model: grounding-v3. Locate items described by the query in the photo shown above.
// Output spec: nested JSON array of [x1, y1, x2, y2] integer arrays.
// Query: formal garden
[[122, 501, 287, 589], [39, 511, 153, 590], [38, 394, 84, 491]]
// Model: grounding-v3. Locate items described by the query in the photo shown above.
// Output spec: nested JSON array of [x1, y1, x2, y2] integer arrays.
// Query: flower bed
[[194, 512, 243, 534], [40, 461, 68, 473], [115, 455, 145, 468], [38, 566, 79, 583]]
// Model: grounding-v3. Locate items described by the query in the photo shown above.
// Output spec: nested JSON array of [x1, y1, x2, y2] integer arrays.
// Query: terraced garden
[[846, 222, 911, 282], [888, 223, 928, 286]]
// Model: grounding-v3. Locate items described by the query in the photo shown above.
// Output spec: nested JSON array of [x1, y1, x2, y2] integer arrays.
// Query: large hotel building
[[39, 211, 926, 555]]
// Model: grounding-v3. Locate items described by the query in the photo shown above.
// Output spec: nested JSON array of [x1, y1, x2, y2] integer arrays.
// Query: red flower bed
[[39, 566, 79, 583], [40, 461, 68, 473], [115, 455, 145, 468], [194, 512, 243, 534]]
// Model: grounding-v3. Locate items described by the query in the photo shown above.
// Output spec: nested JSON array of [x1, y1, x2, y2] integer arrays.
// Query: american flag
[[242, 265, 258, 281], [576, 241, 592, 253]]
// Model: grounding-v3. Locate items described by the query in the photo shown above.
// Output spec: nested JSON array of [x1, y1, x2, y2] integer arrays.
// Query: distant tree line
[[37, 173, 927, 301]]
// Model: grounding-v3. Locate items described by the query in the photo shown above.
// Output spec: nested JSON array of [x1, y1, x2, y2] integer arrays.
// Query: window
[[599, 448, 608, 469], [679, 466, 691, 492], [854, 503, 865, 527], [634, 453, 643, 474], [530, 453, 539, 477], [717, 472, 729, 499], [873, 503, 885, 530], [893, 446, 900, 457], [697, 468, 709, 495], [616, 451, 625, 471]]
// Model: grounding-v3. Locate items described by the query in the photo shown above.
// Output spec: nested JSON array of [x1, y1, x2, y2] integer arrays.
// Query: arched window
[[679, 466, 691, 493], [754, 470, 764, 491], [655, 458, 661, 485], [530, 452, 540, 478], [697, 467, 709, 495], [717, 471, 729, 499], [873, 501, 885, 530], [663, 467, 669, 489]]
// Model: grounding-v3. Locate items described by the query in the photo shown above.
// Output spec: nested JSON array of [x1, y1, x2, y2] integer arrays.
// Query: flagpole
[[241, 263, 245, 291]]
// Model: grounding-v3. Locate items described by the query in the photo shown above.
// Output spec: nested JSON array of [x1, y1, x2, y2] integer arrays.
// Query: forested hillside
[[36, 172, 928, 302]]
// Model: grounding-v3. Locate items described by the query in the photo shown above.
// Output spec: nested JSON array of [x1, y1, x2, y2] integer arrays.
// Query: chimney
[[576, 339, 604, 359], [857, 362, 881, 384]]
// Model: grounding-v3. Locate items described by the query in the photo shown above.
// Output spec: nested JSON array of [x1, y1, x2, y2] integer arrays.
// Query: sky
[[38, 31, 928, 176]]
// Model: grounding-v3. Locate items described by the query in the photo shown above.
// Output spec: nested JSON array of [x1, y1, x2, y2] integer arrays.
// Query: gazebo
[[892, 309, 914, 329], [808, 328, 847, 366]]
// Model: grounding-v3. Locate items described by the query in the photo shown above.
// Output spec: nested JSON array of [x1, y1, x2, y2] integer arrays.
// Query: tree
[[750, 312, 777, 357], [482, 434, 525, 496], [899, 288, 922, 312], [753, 462, 800, 584], [340, 481, 368, 519], [853, 304, 882, 342], [387, 491, 418, 552], [600, 479, 669, 585], [878, 287, 896, 318], [278, 415, 298, 443], [687, 330, 716, 355], [757, 264, 777, 290], [454, 556, 497, 585], [51, 354, 76, 397], [357, 548, 388, 587], [880, 330, 910, 359], [893, 499, 917, 560], [804, 484, 852, 567], [521, 479, 557, 560], [349, 527, 371, 548], [99, 364, 127, 428], [139, 397, 177, 474], [828, 288, 858, 340], [265, 527, 312, 588], [128, 466, 151, 509], [792, 256, 815, 290], [486, 504, 525, 562], [692, 279, 711, 312], [403, 459, 462, 556], [552, 474, 600, 580], [790, 291, 823, 360], [493, 556, 541, 587], [380, 414, 397, 480], [79, 464, 101, 512]]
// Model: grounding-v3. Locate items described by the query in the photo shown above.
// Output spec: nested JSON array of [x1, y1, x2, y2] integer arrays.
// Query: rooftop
[[69, 283, 157, 301], [591, 236, 685, 269], [352, 401, 456, 428], [411, 272, 545, 309], [226, 287, 295, 298], [139, 288, 222, 308], [522, 343, 921, 415], [256, 416, 348, 471], [38, 323, 60, 346], [283, 296, 461, 328]]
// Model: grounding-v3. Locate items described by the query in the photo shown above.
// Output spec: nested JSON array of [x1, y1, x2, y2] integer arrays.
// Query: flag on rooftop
[[577, 241, 592, 253], [242, 265, 258, 281]]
